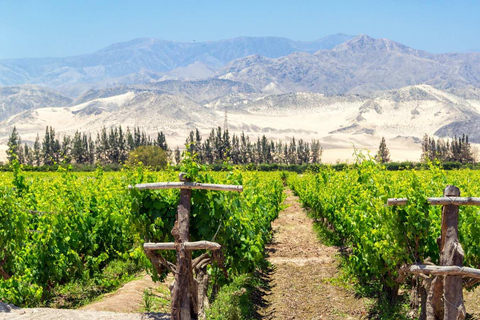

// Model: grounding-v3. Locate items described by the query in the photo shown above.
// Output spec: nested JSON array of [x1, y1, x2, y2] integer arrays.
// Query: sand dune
[[1, 84, 478, 163]]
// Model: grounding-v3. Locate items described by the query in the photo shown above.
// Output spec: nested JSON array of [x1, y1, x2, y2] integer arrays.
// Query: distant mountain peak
[[333, 34, 396, 50], [331, 34, 428, 57], [0, 34, 356, 90], [214, 34, 480, 96]]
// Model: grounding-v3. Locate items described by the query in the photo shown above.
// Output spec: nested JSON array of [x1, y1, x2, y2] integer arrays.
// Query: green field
[[289, 157, 480, 298], [0, 162, 283, 310], [2, 157, 480, 317]]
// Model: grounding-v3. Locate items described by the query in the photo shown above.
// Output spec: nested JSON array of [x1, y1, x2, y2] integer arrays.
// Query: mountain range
[[0, 34, 353, 96], [2, 34, 480, 99], [216, 35, 480, 95], [1, 34, 480, 162]]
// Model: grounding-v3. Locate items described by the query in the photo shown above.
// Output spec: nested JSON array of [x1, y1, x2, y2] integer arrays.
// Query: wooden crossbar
[[133, 172, 243, 320], [387, 197, 480, 206], [409, 264, 480, 279], [144, 241, 221, 251], [386, 198, 408, 206], [129, 181, 243, 192], [387, 185, 473, 319]]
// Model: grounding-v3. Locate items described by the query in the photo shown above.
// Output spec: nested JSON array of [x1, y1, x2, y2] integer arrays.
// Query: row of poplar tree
[[421, 134, 475, 164], [182, 127, 322, 165], [375, 134, 475, 164], [7, 126, 168, 166], [6, 125, 323, 166]]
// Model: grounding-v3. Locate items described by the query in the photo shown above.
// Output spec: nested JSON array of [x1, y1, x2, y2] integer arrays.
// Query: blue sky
[[0, 0, 478, 59]]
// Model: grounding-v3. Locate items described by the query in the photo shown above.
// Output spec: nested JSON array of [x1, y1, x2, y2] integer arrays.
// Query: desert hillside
[[1, 84, 479, 163]]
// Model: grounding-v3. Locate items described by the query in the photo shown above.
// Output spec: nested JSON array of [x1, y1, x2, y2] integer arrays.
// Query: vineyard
[[289, 156, 480, 316], [2, 156, 480, 318], [0, 160, 284, 314]]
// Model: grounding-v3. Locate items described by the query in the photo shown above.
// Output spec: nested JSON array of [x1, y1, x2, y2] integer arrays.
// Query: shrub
[[127, 146, 168, 169]]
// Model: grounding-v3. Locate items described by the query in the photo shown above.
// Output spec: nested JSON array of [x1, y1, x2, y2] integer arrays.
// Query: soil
[[258, 189, 369, 320], [0, 275, 171, 320], [0, 305, 169, 320], [81, 273, 170, 313], [464, 287, 480, 319]]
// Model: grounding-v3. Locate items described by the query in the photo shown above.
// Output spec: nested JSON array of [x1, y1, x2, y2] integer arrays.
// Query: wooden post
[[427, 273, 444, 320], [387, 186, 479, 320], [171, 172, 194, 320], [133, 174, 242, 319], [441, 185, 466, 320]]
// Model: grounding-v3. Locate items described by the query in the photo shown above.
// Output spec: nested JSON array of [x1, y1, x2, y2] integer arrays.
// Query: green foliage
[[129, 162, 285, 280], [0, 158, 283, 308], [205, 274, 254, 320], [7, 126, 20, 163], [0, 167, 141, 306], [179, 147, 206, 180], [127, 145, 168, 169], [289, 154, 480, 299]]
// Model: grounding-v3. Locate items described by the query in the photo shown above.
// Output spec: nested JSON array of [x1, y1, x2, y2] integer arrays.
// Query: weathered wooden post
[[130, 173, 243, 320], [440, 186, 465, 320], [386, 185, 480, 320], [171, 172, 194, 319]]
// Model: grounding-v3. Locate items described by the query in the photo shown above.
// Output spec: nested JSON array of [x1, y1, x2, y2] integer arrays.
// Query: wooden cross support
[[386, 185, 480, 320], [130, 173, 243, 320]]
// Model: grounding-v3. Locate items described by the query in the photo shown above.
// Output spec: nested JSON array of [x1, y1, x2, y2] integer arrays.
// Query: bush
[[127, 146, 168, 169]]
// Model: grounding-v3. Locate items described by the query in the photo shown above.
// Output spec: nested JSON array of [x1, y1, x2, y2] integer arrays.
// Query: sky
[[0, 0, 479, 59]]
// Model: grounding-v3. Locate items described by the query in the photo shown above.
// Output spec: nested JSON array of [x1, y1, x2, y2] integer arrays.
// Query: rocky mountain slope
[[2, 90, 217, 143], [0, 86, 71, 121], [2, 34, 480, 99], [216, 35, 480, 95], [138, 79, 260, 103], [0, 34, 353, 91]]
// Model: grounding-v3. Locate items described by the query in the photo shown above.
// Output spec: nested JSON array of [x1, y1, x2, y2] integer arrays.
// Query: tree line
[[375, 134, 476, 165], [7, 126, 168, 166], [181, 127, 322, 165], [6, 126, 323, 166], [421, 134, 475, 164]]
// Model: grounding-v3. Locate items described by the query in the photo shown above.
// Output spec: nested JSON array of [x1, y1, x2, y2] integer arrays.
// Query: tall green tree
[[376, 137, 390, 163], [7, 126, 20, 163], [126, 127, 135, 151], [60, 135, 72, 163], [156, 131, 168, 151], [174, 147, 181, 164], [42, 126, 54, 165], [311, 140, 322, 164], [33, 134, 41, 166], [118, 126, 127, 163], [71, 131, 84, 164], [87, 135, 95, 164]]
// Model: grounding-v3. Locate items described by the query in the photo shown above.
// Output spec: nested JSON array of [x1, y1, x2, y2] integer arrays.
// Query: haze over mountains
[[0, 34, 353, 96], [1, 34, 480, 162], [217, 35, 480, 95]]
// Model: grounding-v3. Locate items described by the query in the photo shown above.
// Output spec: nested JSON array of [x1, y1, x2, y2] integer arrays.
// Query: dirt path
[[0, 275, 171, 320], [81, 273, 169, 313], [259, 189, 368, 320], [0, 304, 169, 320]]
